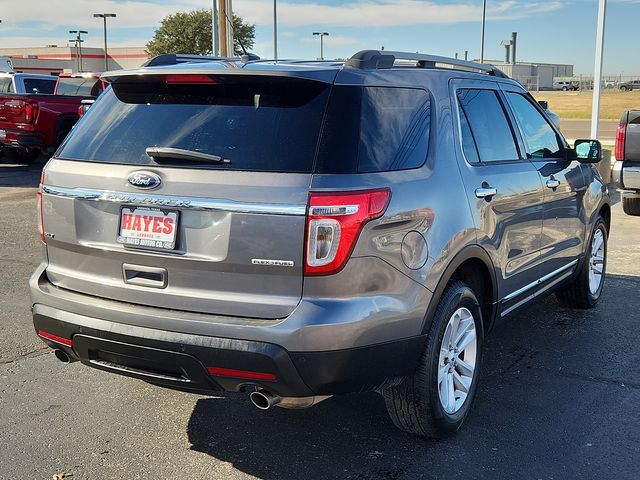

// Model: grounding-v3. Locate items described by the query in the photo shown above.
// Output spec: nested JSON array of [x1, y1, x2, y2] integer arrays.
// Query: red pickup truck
[[0, 72, 103, 162]]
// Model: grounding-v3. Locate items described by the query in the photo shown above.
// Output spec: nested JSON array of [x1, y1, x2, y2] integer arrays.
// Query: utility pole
[[313, 32, 329, 60], [591, 0, 607, 139], [69, 30, 88, 72], [218, 0, 234, 57], [273, 0, 278, 60], [93, 14, 116, 71], [480, 0, 487, 63], [212, 0, 219, 55]]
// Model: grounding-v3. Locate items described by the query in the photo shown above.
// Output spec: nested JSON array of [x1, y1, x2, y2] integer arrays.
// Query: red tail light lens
[[37, 330, 72, 347], [206, 367, 277, 382], [615, 123, 627, 161], [24, 103, 38, 123], [305, 189, 391, 276], [37, 170, 45, 243], [78, 105, 85, 117]]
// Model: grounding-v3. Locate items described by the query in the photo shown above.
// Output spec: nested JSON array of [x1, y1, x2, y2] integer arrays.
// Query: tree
[[146, 9, 255, 57]]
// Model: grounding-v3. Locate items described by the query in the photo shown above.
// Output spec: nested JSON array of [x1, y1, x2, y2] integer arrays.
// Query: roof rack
[[345, 50, 508, 78]]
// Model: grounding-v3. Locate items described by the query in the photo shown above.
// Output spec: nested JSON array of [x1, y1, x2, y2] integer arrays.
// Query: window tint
[[23, 78, 56, 94], [457, 89, 518, 162], [57, 76, 331, 173], [316, 86, 430, 173], [505, 92, 562, 159]]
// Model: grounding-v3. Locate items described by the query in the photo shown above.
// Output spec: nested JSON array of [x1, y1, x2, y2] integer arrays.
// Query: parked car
[[31, 50, 610, 438], [0, 72, 104, 162], [619, 80, 640, 91], [0, 72, 57, 95], [613, 109, 640, 215], [553, 80, 579, 91]]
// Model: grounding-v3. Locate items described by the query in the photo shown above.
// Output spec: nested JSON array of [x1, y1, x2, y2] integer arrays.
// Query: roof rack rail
[[142, 53, 260, 68], [345, 50, 508, 78]]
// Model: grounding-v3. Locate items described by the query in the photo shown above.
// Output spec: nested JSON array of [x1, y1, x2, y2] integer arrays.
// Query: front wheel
[[556, 216, 607, 308], [382, 281, 483, 438]]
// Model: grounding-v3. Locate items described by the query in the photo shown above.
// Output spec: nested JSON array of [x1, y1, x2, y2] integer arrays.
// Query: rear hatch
[[41, 70, 334, 319]]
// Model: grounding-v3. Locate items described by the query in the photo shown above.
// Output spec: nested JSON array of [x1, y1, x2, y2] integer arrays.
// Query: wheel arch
[[421, 245, 498, 336]]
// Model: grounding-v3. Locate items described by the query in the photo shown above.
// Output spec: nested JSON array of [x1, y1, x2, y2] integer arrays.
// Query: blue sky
[[1, 0, 639, 74]]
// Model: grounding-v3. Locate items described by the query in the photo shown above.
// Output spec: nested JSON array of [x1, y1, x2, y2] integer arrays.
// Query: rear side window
[[316, 86, 430, 173], [457, 89, 519, 163], [57, 76, 331, 173], [23, 78, 56, 94]]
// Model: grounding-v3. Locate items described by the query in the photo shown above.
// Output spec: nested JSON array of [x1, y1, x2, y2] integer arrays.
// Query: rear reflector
[[615, 123, 626, 161], [305, 189, 391, 276], [206, 367, 277, 382], [37, 330, 72, 347], [163, 74, 216, 85]]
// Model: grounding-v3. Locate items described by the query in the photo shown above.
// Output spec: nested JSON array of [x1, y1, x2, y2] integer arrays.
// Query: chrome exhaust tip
[[249, 390, 280, 410], [53, 349, 75, 364]]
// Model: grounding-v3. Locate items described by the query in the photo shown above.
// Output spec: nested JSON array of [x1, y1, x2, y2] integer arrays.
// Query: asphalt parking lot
[[1, 159, 639, 480]]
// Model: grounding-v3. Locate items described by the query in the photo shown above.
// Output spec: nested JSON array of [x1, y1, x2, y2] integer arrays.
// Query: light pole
[[591, 0, 607, 139], [69, 30, 88, 72], [313, 32, 329, 60], [480, 0, 487, 63], [273, 0, 278, 60], [94, 14, 116, 71]]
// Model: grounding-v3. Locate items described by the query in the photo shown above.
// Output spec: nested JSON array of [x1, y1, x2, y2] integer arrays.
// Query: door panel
[[501, 88, 588, 275], [451, 80, 545, 302]]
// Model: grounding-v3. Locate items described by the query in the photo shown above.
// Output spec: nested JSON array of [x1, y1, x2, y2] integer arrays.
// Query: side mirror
[[537, 100, 549, 110], [573, 139, 602, 163]]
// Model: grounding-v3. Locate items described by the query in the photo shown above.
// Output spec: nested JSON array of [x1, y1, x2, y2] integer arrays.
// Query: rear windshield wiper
[[145, 147, 231, 164]]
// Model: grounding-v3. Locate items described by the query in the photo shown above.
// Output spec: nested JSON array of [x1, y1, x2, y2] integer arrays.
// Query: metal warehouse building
[[483, 60, 574, 91]]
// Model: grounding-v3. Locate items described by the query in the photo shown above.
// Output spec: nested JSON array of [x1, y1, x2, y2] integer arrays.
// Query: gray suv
[[31, 50, 611, 438]]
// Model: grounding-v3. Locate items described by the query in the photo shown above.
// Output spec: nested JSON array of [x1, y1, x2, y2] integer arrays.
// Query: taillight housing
[[615, 123, 627, 161], [37, 170, 45, 243], [78, 104, 85, 117], [305, 189, 391, 276], [24, 102, 38, 123]]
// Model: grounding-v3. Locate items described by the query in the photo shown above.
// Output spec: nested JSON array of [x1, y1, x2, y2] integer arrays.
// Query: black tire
[[382, 281, 484, 438], [622, 196, 640, 216], [556, 216, 607, 309], [5, 147, 40, 164], [562, 86, 568, 91]]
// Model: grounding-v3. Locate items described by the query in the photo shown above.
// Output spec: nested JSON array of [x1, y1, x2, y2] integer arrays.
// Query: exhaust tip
[[250, 390, 277, 410], [53, 349, 72, 364]]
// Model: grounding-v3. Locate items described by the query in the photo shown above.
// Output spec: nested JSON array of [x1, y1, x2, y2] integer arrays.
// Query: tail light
[[78, 104, 85, 117], [24, 102, 38, 123], [615, 123, 627, 161], [305, 189, 391, 276], [37, 170, 45, 243]]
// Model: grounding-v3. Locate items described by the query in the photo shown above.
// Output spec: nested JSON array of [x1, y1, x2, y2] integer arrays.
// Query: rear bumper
[[0, 129, 44, 149], [30, 263, 429, 396], [33, 303, 426, 397]]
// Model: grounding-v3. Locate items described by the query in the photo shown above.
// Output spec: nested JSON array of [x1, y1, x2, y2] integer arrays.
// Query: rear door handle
[[546, 179, 561, 189], [475, 187, 498, 199]]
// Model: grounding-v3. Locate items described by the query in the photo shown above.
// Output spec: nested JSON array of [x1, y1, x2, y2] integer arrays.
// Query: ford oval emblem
[[127, 171, 161, 190]]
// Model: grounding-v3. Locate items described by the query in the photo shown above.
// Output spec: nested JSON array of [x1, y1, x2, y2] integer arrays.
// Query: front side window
[[505, 92, 562, 159], [457, 89, 519, 163]]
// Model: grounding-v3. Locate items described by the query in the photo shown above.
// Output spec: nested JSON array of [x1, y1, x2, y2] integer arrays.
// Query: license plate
[[117, 207, 178, 250], [0, 130, 5, 140]]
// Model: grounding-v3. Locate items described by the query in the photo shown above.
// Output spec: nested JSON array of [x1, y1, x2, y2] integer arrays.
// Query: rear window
[[23, 78, 56, 94], [316, 86, 430, 173], [56, 77, 102, 96], [58, 76, 331, 173], [57, 77, 431, 174], [0, 77, 13, 93]]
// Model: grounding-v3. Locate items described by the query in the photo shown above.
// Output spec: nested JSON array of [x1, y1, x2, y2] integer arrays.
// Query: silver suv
[[31, 50, 611, 438]]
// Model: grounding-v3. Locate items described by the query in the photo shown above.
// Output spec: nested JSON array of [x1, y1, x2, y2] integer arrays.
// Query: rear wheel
[[622, 196, 640, 216], [382, 281, 483, 438], [556, 216, 607, 309], [5, 147, 40, 164]]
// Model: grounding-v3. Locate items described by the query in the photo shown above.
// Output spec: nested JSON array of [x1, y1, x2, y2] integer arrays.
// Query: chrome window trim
[[501, 259, 579, 303], [42, 185, 307, 216]]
